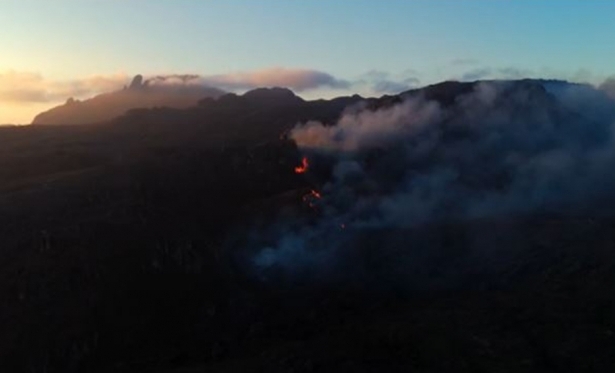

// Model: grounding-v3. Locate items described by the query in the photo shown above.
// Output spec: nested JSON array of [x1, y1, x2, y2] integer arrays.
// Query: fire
[[302, 188, 322, 210], [294, 157, 309, 174]]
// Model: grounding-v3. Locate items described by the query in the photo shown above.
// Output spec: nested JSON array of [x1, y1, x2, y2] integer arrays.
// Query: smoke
[[248, 79, 615, 287], [290, 98, 441, 151]]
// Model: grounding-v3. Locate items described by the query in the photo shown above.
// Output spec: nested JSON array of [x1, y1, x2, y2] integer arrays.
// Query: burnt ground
[[2, 84, 615, 372]]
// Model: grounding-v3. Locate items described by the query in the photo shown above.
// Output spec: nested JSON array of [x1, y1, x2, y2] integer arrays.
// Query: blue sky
[[1, 1, 614, 123]]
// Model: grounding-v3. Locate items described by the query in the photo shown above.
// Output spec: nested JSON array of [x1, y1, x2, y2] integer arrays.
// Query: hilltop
[[31, 75, 226, 125]]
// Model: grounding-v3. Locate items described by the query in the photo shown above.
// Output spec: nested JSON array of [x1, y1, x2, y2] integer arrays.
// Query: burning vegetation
[[294, 156, 309, 174], [301, 189, 322, 209], [295, 156, 322, 208]]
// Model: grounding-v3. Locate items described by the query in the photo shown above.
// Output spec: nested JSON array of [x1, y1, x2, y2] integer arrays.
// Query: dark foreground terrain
[[2, 83, 615, 372]]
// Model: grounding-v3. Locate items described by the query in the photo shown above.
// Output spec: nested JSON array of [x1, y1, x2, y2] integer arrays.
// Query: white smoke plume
[[249, 79, 615, 287]]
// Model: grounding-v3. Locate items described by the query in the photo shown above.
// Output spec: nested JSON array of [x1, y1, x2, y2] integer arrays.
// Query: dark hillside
[[2, 81, 615, 372]]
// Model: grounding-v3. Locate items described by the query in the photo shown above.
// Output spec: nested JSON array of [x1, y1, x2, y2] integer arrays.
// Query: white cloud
[[198, 67, 350, 92], [0, 67, 352, 107]]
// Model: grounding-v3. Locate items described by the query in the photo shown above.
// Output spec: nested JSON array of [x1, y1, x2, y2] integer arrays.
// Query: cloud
[[460, 67, 534, 81], [0, 70, 129, 103], [141, 68, 350, 93], [356, 70, 421, 94], [199, 67, 350, 92], [0, 67, 351, 107], [371, 78, 420, 94]]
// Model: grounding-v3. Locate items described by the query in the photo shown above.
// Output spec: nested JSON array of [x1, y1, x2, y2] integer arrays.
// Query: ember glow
[[301, 190, 321, 202], [301, 188, 323, 209], [294, 157, 309, 174]]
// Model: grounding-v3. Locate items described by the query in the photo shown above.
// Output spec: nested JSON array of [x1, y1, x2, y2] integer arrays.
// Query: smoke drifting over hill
[[251, 79, 615, 285]]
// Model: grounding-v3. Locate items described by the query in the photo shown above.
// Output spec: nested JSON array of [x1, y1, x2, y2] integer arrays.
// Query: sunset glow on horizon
[[2, 1, 615, 123]]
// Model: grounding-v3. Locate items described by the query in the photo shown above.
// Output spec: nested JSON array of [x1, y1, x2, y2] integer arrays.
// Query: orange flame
[[294, 157, 309, 174]]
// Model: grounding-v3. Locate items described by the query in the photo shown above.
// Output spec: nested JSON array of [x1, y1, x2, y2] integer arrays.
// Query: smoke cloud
[[249, 79, 615, 287]]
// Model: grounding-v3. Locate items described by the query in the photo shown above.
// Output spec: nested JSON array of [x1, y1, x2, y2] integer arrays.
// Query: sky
[[1, 1, 615, 124]]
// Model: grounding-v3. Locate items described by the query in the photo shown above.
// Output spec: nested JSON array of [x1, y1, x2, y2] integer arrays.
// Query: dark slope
[[1, 80, 614, 372], [114, 87, 365, 143], [1, 86, 365, 372], [0, 124, 308, 372]]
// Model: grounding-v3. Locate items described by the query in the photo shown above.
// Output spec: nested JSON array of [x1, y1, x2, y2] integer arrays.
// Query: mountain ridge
[[31, 75, 226, 125], [32, 77, 615, 129], [2, 77, 615, 371]]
